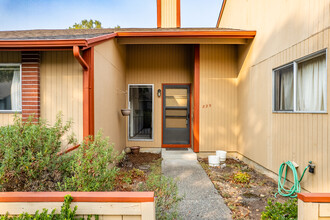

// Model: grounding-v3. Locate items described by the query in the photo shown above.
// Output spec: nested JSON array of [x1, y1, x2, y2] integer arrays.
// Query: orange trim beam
[[0, 192, 154, 203], [0, 39, 87, 48], [176, 0, 181, 28], [157, 0, 162, 28], [216, 0, 227, 27], [298, 193, 330, 203], [193, 45, 200, 153], [117, 31, 256, 38]]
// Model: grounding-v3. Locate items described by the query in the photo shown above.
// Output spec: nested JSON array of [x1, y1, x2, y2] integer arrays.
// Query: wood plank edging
[[0, 192, 154, 203], [298, 193, 330, 203]]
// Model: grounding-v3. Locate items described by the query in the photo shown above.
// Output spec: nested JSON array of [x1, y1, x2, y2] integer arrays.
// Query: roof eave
[[0, 39, 88, 50], [116, 31, 256, 38]]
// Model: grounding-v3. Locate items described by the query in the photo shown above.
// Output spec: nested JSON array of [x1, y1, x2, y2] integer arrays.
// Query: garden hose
[[275, 161, 309, 198]]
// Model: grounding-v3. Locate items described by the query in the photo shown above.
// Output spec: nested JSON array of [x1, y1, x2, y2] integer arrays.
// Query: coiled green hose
[[276, 161, 309, 198]]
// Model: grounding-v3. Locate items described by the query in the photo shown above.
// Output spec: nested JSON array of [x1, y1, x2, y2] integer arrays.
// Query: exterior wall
[[219, 0, 330, 192], [161, 0, 177, 28], [199, 45, 238, 152], [0, 51, 21, 126], [126, 44, 193, 148], [40, 51, 83, 143], [94, 39, 127, 152]]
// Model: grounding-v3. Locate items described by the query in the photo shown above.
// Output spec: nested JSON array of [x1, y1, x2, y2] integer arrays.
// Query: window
[[128, 85, 153, 140], [0, 64, 21, 111], [273, 50, 327, 113]]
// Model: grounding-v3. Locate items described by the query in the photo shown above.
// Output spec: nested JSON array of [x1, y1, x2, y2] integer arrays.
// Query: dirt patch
[[199, 157, 289, 219], [115, 152, 161, 191]]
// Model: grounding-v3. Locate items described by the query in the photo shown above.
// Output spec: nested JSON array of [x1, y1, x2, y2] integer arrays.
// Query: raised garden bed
[[199, 157, 290, 219]]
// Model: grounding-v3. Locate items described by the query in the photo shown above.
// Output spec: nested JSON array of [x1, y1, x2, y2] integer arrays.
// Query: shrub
[[261, 199, 298, 220], [0, 195, 82, 220], [233, 172, 251, 184], [140, 160, 182, 220], [0, 114, 73, 191], [60, 130, 123, 191]]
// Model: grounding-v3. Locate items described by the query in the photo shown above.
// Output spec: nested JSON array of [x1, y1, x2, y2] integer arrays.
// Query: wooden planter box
[[0, 192, 155, 220], [298, 193, 330, 220]]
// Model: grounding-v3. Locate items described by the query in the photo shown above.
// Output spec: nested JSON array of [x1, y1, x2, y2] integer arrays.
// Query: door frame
[[161, 83, 192, 148]]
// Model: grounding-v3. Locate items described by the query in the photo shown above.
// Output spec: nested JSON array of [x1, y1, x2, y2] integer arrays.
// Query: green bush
[[60, 130, 123, 191], [233, 172, 251, 184], [140, 160, 182, 220], [261, 199, 298, 220], [0, 195, 83, 220], [0, 114, 74, 191]]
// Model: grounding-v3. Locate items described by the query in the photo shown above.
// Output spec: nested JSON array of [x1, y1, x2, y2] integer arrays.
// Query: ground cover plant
[[0, 195, 91, 220], [199, 157, 290, 219], [261, 199, 298, 220]]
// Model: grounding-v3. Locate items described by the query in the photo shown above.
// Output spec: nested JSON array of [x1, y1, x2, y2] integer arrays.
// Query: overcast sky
[[0, 0, 222, 31]]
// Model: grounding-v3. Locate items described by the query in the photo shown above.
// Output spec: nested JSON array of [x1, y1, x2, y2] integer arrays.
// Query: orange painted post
[[193, 45, 200, 153]]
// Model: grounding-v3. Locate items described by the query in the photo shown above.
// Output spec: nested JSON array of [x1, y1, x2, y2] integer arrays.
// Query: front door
[[162, 84, 190, 147]]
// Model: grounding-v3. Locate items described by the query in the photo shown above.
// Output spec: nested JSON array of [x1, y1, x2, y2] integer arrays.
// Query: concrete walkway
[[162, 148, 232, 220]]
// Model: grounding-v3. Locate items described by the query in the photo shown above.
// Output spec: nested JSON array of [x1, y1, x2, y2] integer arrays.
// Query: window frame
[[127, 84, 154, 141], [0, 63, 22, 113], [272, 49, 327, 114]]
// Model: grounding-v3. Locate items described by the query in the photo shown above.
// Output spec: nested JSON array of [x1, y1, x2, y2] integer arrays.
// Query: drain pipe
[[73, 46, 89, 70], [73, 45, 93, 140]]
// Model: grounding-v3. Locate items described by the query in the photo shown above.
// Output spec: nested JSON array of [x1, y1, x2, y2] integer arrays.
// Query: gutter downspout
[[73, 46, 94, 139], [73, 45, 89, 70]]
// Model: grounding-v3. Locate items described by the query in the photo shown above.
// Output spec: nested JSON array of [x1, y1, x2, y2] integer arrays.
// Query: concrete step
[[161, 148, 197, 161]]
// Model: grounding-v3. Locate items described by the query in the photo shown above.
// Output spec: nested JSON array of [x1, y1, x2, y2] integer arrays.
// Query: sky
[[0, 0, 222, 31]]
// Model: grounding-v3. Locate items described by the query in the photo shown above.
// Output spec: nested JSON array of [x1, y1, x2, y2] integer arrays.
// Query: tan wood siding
[[126, 44, 193, 148], [94, 39, 127, 152], [237, 28, 330, 192], [161, 0, 177, 28], [0, 51, 21, 126], [40, 51, 83, 143], [199, 45, 238, 152], [219, 0, 330, 192], [219, 0, 330, 65]]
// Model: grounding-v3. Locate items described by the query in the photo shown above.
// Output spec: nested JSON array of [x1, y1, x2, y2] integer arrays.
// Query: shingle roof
[[0, 28, 244, 40]]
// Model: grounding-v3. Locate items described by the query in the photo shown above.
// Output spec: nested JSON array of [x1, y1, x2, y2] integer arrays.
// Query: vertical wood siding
[[40, 51, 83, 143], [199, 45, 238, 152], [94, 39, 127, 152], [237, 28, 330, 192], [126, 44, 193, 148], [219, 0, 330, 192], [219, 0, 330, 66], [161, 0, 177, 28], [0, 51, 21, 126]]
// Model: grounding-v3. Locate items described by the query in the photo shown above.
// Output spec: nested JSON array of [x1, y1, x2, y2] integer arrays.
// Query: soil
[[114, 152, 161, 191], [198, 157, 290, 220]]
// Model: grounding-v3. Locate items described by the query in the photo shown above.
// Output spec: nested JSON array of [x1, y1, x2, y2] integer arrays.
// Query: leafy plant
[[139, 159, 182, 220], [261, 199, 298, 220], [0, 195, 83, 220], [60, 130, 123, 191], [0, 113, 73, 191], [233, 172, 251, 184]]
